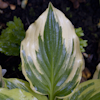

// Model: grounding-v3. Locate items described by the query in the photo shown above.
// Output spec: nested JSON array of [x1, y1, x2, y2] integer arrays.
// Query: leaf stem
[[49, 93, 54, 100]]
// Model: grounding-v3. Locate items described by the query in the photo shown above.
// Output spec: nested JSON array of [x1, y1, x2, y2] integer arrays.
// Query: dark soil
[[0, 0, 100, 80]]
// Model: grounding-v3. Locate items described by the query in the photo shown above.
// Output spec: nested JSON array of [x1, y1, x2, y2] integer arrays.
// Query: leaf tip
[[48, 2, 53, 10]]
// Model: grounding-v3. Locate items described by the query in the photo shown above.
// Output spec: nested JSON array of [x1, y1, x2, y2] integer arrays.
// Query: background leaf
[[64, 79, 100, 100], [0, 88, 43, 100], [3, 78, 48, 100], [0, 16, 25, 56], [93, 63, 100, 79], [75, 27, 87, 52]]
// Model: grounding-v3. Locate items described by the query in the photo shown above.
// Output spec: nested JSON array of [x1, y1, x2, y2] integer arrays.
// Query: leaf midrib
[[49, 53, 54, 100]]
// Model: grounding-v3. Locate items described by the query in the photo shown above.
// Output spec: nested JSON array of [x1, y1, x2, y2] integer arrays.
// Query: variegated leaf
[[20, 3, 84, 100], [0, 88, 42, 100], [3, 78, 48, 100], [64, 79, 100, 100]]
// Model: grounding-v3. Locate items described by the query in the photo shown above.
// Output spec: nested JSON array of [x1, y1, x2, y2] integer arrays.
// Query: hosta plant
[[0, 2, 100, 100]]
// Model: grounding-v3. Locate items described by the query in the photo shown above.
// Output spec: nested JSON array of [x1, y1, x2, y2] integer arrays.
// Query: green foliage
[[0, 16, 25, 56], [75, 27, 88, 52]]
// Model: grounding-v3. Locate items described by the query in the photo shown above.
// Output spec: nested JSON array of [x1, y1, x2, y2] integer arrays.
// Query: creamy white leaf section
[[0, 88, 40, 100], [93, 63, 100, 79]]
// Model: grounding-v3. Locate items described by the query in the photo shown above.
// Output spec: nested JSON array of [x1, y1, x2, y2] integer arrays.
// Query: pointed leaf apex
[[48, 2, 53, 10]]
